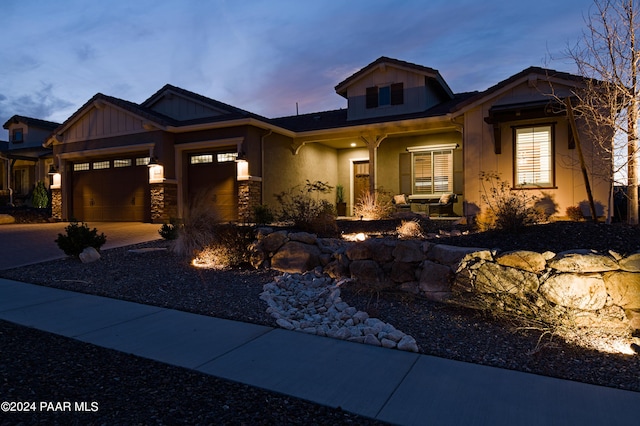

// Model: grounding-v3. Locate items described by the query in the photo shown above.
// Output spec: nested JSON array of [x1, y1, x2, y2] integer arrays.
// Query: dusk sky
[[1, 0, 595, 140]]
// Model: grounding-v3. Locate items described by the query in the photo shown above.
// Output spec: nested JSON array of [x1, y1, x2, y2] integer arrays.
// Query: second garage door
[[187, 152, 238, 222]]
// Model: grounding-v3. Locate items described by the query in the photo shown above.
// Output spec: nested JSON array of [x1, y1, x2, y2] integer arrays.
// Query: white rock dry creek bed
[[260, 269, 419, 352]]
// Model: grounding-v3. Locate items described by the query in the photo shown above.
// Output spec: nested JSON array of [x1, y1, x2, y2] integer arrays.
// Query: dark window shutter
[[399, 153, 412, 195], [390, 83, 404, 105], [366, 86, 378, 109]]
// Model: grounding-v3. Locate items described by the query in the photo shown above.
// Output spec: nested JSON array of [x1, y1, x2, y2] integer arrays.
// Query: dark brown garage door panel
[[72, 165, 149, 222], [188, 161, 237, 222]]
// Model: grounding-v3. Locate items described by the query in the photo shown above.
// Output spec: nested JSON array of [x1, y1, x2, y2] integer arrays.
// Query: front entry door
[[353, 160, 370, 213]]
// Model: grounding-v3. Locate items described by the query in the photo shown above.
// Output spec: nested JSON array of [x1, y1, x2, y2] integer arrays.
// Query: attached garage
[[186, 151, 238, 222], [71, 156, 150, 222]]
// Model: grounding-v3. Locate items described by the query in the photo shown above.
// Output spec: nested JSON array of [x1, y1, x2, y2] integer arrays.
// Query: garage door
[[187, 152, 237, 222], [72, 158, 150, 222]]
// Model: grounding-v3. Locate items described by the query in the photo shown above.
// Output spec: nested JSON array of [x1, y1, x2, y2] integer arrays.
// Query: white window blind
[[515, 126, 552, 187], [413, 149, 453, 194]]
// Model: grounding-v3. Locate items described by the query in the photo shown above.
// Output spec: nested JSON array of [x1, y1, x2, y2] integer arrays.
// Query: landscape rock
[[419, 260, 452, 293], [603, 271, 640, 309], [619, 253, 640, 272], [260, 271, 417, 352], [548, 251, 619, 273], [474, 262, 539, 295], [496, 250, 547, 274], [271, 241, 321, 273], [540, 273, 607, 310], [261, 231, 288, 253], [79, 247, 101, 263], [392, 241, 423, 263]]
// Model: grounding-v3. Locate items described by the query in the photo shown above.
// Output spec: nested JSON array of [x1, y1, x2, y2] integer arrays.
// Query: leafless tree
[[564, 0, 640, 224]]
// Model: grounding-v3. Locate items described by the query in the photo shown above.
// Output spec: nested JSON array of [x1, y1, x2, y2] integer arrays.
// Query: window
[[514, 125, 553, 187], [93, 161, 110, 170], [136, 157, 150, 166], [114, 159, 132, 168], [12, 129, 23, 144], [190, 154, 213, 164], [217, 152, 237, 163], [366, 83, 404, 108], [74, 163, 90, 171], [413, 149, 453, 194]]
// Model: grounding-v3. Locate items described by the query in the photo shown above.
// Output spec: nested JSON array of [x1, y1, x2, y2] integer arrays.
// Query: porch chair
[[427, 193, 458, 217], [392, 194, 411, 212]]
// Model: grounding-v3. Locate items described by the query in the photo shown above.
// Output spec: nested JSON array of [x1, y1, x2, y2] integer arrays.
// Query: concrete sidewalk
[[0, 279, 638, 425]]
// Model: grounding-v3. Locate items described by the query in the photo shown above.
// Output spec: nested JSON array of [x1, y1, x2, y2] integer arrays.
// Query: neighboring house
[[41, 57, 610, 223], [1, 116, 59, 206]]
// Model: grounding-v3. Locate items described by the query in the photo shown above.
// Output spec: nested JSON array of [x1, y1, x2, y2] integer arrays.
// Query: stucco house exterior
[[41, 56, 610, 223], [1, 115, 59, 206]]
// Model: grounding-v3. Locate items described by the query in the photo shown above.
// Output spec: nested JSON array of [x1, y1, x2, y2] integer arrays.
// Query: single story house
[[39, 56, 610, 223], [1, 116, 59, 206]]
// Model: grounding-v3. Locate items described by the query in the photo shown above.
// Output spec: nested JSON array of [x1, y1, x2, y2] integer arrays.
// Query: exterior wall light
[[148, 158, 164, 183]]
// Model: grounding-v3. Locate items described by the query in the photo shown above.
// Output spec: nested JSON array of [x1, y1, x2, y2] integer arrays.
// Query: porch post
[[360, 133, 387, 193]]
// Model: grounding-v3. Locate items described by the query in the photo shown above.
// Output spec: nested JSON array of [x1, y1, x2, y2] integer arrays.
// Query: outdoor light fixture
[[48, 164, 58, 175], [147, 156, 160, 167]]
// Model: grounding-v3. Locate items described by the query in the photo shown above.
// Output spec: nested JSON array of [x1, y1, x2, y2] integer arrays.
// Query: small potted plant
[[336, 184, 347, 216]]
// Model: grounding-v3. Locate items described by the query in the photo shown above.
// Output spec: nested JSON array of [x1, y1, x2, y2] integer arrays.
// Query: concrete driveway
[[0, 222, 163, 270]]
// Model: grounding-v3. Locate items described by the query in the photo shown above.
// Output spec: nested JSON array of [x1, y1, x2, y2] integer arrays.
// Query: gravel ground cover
[[1, 220, 639, 424]]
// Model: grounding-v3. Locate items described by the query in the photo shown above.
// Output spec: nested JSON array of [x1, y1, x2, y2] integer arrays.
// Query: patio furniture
[[426, 193, 458, 217], [392, 194, 411, 212]]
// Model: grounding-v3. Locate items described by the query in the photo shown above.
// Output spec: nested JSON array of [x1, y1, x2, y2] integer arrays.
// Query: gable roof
[[3, 115, 60, 130], [334, 56, 454, 100], [272, 91, 477, 132], [451, 66, 590, 114], [142, 84, 271, 123]]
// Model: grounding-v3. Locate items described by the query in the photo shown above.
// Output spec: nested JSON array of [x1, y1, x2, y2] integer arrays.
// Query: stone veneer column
[[50, 188, 62, 221], [150, 182, 178, 223], [238, 179, 262, 223]]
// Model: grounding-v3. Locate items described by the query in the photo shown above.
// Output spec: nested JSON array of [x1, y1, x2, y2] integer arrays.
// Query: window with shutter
[[366, 83, 404, 108], [514, 125, 554, 187]]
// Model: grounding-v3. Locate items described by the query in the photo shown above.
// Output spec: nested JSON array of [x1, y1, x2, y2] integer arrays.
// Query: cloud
[[0, 83, 74, 135]]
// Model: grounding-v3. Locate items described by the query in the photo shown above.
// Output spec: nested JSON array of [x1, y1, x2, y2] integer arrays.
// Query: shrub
[[159, 218, 181, 240], [565, 205, 584, 222], [32, 181, 49, 209], [191, 223, 254, 269], [55, 222, 106, 257], [353, 189, 394, 220], [252, 204, 274, 225], [274, 180, 337, 236], [477, 171, 544, 232], [396, 219, 424, 239], [171, 190, 223, 257]]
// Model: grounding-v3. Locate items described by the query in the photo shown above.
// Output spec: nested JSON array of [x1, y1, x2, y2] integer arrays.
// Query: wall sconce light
[[147, 156, 160, 167], [48, 164, 59, 175]]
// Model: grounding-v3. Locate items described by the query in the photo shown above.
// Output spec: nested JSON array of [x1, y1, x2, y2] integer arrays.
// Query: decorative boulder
[[271, 241, 321, 273], [261, 231, 288, 253], [496, 250, 547, 274], [539, 273, 607, 311], [79, 246, 101, 264], [603, 271, 640, 310], [548, 250, 619, 273], [392, 240, 423, 263]]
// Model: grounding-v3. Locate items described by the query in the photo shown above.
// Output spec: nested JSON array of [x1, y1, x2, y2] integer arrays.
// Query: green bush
[[252, 204, 274, 225], [32, 181, 49, 209], [159, 218, 181, 240], [477, 171, 544, 232], [274, 180, 337, 236], [55, 222, 107, 257]]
